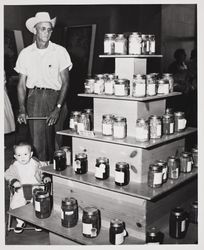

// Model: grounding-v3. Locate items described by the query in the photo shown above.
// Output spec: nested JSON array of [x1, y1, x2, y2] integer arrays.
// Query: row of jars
[[101, 110, 187, 141], [147, 146, 198, 188], [61, 197, 128, 244], [147, 201, 198, 243], [104, 32, 156, 55], [84, 73, 174, 97], [69, 109, 93, 133]]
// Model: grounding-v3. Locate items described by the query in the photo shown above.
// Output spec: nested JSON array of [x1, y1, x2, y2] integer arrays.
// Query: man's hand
[[17, 113, 27, 124], [46, 108, 60, 126]]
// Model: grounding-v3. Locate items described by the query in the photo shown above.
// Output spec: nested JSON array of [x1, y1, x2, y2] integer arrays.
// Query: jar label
[[115, 41, 125, 54], [150, 41, 155, 53], [95, 166, 103, 178], [65, 211, 74, 215], [162, 167, 167, 180], [133, 83, 146, 97], [53, 160, 56, 170], [77, 122, 85, 132], [135, 127, 148, 141], [65, 152, 71, 165], [181, 220, 186, 232], [82, 223, 93, 235], [61, 209, 64, 219], [113, 126, 126, 138], [147, 84, 156, 96], [104, 40, 114, 54], [115, 171, 125, 183], [94, 82, 102, 94], [187, 161, 192, 172], [156, 124, 162, 137], [171, 168, 179, 179], [102, 123, 112, 136], [114, 84, 125, 96], [163, 84, 170, 94], [35, 201, 41, 212], [178, 119, 186, 130], [129, 41, 141, 54], [105, 81, 114, 95], [74, 160, 81, 171], [69, 118, 74, 129], [153, 172, 163, 185], [115, 232, 124, 245], [170, 123, 174, 133]]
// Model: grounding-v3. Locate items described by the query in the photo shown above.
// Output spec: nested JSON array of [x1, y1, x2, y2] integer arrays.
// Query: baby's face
[[14, 145, 33, 165]]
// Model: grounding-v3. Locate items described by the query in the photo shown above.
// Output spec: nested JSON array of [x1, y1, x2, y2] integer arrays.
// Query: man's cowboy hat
[[26, 12, 56, 33]]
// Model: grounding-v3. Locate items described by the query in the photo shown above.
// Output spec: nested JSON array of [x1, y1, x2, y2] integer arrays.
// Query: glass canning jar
[[135, 118, 149, 142], [167, 156, 180, 179], [84, 78, 95, 94], [95, 157, 110, 180], [162, 114, 175, 135], [69, 111, 81, 132], [179, 152, 193, 173], [109, 219, 126, 245], [53, 150, 67, 171], [74, 153, 88, 174], [128, 32, 142, 55], [114, 79, 130, 96], [162, 73, 174, 93], [147, 163, 163, 188], [146, 74, 156, 96], [104, 74, 116, 95], [114, 34, 127, 55], [94, 74, 105, 94], [115, 162, 130, 186], [61, 197, 78, 228], [132, 74, 146, 97], [104, 33, 116, 55], [174, 111, 187, 132], [156, 160, 168, 183], [84, 108, 93, 131], [149, 115, 162, 139], [102, 114, 114, 136], [157, 79, 170, 94], [113, 116, 127, 139]]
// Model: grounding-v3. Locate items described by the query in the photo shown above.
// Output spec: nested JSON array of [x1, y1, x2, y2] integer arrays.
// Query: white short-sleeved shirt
[[14, 41, 73, 90]]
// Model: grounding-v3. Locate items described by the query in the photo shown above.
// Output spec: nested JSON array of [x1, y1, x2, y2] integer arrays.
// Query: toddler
[[5, 141, 45, 234]]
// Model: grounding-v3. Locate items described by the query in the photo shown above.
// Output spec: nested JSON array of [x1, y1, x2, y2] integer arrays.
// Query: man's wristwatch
[[56, 104, 62, 109]]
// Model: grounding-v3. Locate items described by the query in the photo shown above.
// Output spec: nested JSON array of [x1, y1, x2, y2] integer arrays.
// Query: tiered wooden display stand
[[8, 55, 197, 245]]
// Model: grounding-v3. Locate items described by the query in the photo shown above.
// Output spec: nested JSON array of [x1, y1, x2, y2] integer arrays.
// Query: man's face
[[35, 22, 53, 43]]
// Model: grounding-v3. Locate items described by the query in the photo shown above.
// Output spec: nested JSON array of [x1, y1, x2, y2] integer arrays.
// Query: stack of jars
[[147, 146, 197, 188], [104, 32, 156, 55], [69, 109, 93, 133]]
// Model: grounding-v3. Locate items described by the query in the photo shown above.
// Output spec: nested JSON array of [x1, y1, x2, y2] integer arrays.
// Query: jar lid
[[165, 108, 174, 114], [116, 162, 129, 170], [54, 149, 66, 157], [96, 157, 109, 164], [83, 206, 99, 216], [191, 201, 198, 208], [171, 207, 185, 216], [102, 114, 114, 119], [158, 79, 165, 84], [162, 113, 173, 119], [163, 73, 172, 77], [174, 111, 184, 116], [156, 160, 167, 167], [114, 116, 126, 122], [110, 218, 124, 227], [62, 197, 77, 206], [149, 115, 161, 120], [84, 108, 93, 113], [105, 33, 116, 37], [72, 111, 82, 116], [181, 151, 191, 157], [147, 227, 159, 237], [192, 146, 198, 153], [75, 153, 87, 159], [149, 164, 162, 172], [61, 146, 70, 151], [35, 190, 49, 198], [136, 118, 148, 125]]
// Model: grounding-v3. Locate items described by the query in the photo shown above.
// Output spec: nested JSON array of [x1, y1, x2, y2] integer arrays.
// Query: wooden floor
[[4, 125, 50, 245]]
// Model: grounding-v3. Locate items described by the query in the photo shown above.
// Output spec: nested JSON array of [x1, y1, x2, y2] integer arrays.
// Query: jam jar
[[156, 160, 168, 183], [174, 111, 187, 132], [104, 33, 116, 55], [179, 152, 193, 173], [69, 111, 81, 132], [102, 114, 114, 136], [95, 157, 110, 180], [115, 162, 130, 186], [162, 113, 175, 135], [157, 79, 170, 94], [74, 153, 88, 174], [146, 74, 157, 96], [162, 73, 174, 92], [113, 116, 127, 139], [167, 156, 180, 179], [192, 146, 198, 167], [114, 79, 130, 96], [82, 207, 101, 238], [53, 150, 66, 171], [104, 74, 115, 95], [94, 74, 105, 94], [109, 219, 127, 245], [169, 207, 189, 239], [84, 78, 95, 94], [135, 118, 149, 142], [77, 112, 90, 132], [84, 108, 94, 131], [60, 146, 71, 166], [132, 74, 146, 97], [189, 201, 198, 224], [34, 190, 51, 219], [149, 115, 162, 139], [148, 164, 163, 188], [114, 34, 127, 55], [146, 227, 164, 244], [61, 197, 78, 228], [128, 32, 142, 55]]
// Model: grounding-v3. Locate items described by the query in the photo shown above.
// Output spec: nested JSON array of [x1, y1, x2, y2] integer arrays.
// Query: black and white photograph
[[1, 0, 203, 248]]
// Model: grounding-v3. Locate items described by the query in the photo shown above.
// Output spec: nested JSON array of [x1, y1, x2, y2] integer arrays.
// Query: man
[[15, 12, 72, 161]]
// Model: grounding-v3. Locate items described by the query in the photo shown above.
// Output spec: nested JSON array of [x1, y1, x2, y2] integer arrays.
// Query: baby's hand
[[13, 181, 21, 188]]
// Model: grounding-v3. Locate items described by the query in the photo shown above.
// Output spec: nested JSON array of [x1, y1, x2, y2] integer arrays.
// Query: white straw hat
[[25, 12, 56, 33]]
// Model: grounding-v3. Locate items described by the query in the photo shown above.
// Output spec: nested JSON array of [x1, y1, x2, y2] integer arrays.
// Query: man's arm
[[47, 67, 70, 126], [17, 73, 27, 124]]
